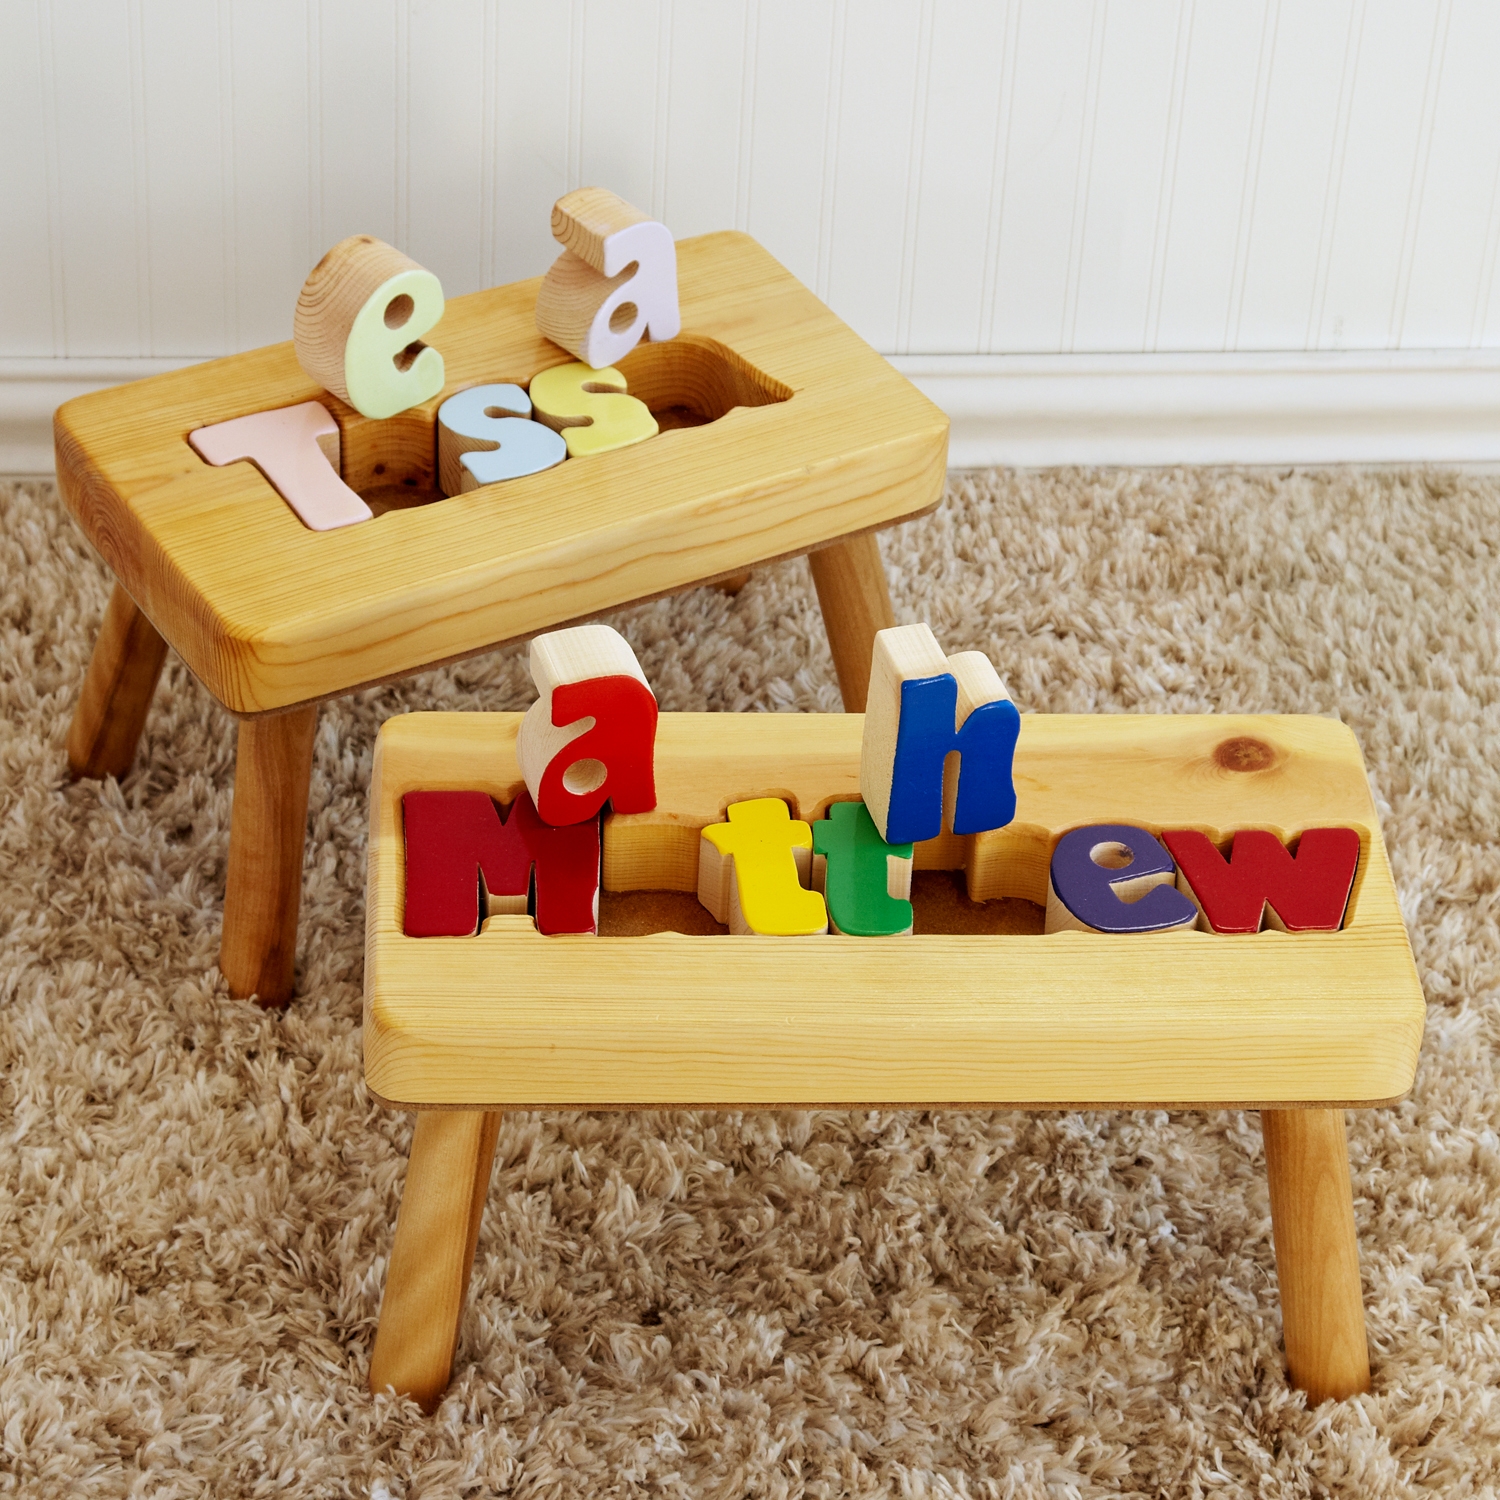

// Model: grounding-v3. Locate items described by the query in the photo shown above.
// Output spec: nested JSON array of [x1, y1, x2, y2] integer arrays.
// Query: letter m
[[402, 790, 598, 936]]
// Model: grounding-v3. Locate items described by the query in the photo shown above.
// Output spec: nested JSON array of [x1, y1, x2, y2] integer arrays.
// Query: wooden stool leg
[[66, 583, 169, 780], [220, 705, 319, 1007], [1262, 1108, 1371, 1403], [808, 532, 896, 712], [370, 1110, 502, 1413]]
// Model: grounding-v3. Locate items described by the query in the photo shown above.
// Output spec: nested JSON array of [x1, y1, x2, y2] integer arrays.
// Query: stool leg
[[1262, 1108, 1371, 1403], [370, 1110, 502, 1413], [220, 705, 318, 1007], [66, 583, 169, 780], [808, 532, 896, 712]]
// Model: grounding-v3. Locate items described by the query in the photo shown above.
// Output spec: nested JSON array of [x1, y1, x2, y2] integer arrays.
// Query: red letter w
[[1160, 828, 1360, 933]]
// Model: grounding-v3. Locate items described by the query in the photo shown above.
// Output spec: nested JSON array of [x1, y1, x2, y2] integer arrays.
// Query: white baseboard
[[0, 358, 195, 475], [891, 349, 1500, 468], [5, 350, 1500, 475]]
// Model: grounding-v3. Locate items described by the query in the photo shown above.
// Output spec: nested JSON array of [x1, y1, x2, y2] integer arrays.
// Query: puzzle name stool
[[363, 710, 1423, 1413], [55, 231, 947, 1006]]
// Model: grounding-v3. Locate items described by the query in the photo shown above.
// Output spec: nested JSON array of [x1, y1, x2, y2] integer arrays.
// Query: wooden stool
[[54, 233, 947, 1006], [363, 711, 1423, 1412]]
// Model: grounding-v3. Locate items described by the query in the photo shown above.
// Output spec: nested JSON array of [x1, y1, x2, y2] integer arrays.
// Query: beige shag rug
[[2, 467, 1498, 1499]]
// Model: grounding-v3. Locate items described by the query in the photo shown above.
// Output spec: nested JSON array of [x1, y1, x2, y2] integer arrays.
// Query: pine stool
[[363, 709, 1423, 1412], [54, 232, 947, 1006]]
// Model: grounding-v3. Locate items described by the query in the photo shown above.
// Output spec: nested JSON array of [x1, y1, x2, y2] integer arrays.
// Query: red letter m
[[402, 790, 599, 936]]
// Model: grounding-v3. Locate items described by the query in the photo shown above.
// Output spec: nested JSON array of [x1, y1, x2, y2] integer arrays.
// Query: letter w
[[1161, 827, 1361, 934]]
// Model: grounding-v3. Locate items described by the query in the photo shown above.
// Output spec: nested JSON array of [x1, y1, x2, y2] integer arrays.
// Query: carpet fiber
[[1, 467, 1498, 1498]]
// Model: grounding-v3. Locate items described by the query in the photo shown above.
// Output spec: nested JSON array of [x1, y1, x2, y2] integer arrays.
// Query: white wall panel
[[1232, 0, 1354, 351], [577, 1, 663, 221], [8, 0, 1500, 361], [0, 2, 55, 355], [741, 0, 839, 296], [824, 0, 926, 354], [315, 0, 398, 255], [658, 1, 750, 242], [1066, 0, 1182, 353], [1152, 1, 1273, 351], [903, 0, 1009, 355], [226, 0, 312, 350], [485, 2, 574, 287], [1395, 0, 1500, 347], [46, 1, 144, 357], [405, 0, 488, 299], [986, 0, 1097, 354], [141, 1, 230, 356], [1314, 0, 1446, 350]]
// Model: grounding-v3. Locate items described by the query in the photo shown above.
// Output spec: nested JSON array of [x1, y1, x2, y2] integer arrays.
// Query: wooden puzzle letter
[[506, 791, 603, 935], [294, 234, 445, 419], [535, 187, 680, 369], [528, 362, 658, 458], [517, 625, 658, 826], [1161, 828, 1361, 933], [436, 384, 568, 496], [811, 800, 914, 936], [698, 798, 828, 936], [189, 401, 372, 531], [402, 790, 532, 936], [860, 624, 1021, 845], [1045, 824, 1199, 935], [402, 790, 600, 937]]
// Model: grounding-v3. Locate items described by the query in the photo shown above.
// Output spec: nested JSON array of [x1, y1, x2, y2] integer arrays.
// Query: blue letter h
[[884, 674, 1021, 845]]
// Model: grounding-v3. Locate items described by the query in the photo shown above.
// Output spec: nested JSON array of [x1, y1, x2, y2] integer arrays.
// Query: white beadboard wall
[[6, 0, 1500, 470]]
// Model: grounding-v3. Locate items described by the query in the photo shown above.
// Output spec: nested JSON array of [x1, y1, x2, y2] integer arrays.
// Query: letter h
[[860, 624, 1022, 846]]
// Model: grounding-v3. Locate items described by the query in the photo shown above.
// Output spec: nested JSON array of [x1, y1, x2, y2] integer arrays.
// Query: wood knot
[[1214, 736, 1276, 773]]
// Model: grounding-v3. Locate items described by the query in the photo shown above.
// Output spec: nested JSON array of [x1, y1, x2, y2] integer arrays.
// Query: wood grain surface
[[367, 1109, 502, 1412], [363, 711, 1424, 1110], [220, 705, 319, 1006], [1262, 1107, 1372, 1402], [65, 582, 169, 781], [55, 233, 947, 716]]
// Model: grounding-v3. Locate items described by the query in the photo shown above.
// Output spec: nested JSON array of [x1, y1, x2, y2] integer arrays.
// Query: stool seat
[[55, 233, 945, 716], [362, 709, 1423, 1413]]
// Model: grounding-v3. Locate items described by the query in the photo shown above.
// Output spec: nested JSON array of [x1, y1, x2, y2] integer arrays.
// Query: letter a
[[516, 624, 658, 827], [534, 187, 680, 369], [860, 623, 1021, 845]]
